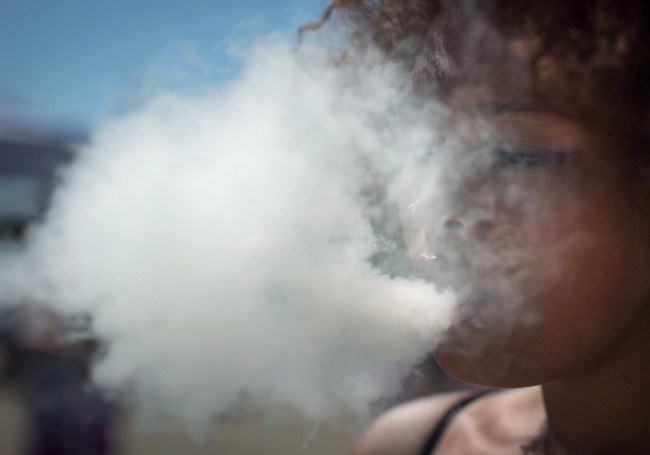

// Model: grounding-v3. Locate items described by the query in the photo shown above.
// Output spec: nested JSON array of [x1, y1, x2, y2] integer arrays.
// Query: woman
[[309, 1, 650, 453]]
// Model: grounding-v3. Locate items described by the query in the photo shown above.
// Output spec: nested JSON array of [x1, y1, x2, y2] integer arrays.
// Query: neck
[[541, 310, 650, 454]]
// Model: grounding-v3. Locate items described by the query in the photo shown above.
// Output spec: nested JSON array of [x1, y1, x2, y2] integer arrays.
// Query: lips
[[413, 246, 471, 288]]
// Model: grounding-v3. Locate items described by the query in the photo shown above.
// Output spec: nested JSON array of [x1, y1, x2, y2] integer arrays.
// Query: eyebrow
[[469, 101, 577, 121]]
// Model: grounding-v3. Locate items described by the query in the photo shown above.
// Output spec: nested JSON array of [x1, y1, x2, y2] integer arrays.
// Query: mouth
[[438, 291, 504, 350], [412, 246, 503, 317], [456, 289, 498, 315], [412, 248, 471, 290]]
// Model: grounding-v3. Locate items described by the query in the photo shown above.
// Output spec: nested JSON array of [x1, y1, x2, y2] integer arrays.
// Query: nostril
[[424, 218, 465, 246], [443, 219, 464, 231]]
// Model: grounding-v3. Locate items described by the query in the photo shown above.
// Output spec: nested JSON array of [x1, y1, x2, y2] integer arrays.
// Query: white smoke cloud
[[0, 35, 455, 432]]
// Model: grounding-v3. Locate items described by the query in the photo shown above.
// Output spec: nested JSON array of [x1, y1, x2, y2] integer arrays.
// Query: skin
[[353, 34, 650, 455]]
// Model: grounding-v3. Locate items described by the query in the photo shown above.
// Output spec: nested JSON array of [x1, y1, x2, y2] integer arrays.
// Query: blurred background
[[0, 1, 465, 453]]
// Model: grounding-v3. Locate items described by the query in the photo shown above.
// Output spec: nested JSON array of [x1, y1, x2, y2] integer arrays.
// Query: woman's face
[[400, 47, 650, 387]]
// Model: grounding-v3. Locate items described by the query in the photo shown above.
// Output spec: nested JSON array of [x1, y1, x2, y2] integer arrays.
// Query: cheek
[[508, 173, 648, 306], [484, 168, 589, 271], [462, 179, 564, 292], [526, 218, 649, 336], [436, 184, 650, 386], [486, 178, 630, 323]]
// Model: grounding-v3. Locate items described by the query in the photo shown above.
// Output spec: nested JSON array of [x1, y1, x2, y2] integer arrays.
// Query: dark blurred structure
[[0, 114, 115, 455], [0, 115, 74, 238]]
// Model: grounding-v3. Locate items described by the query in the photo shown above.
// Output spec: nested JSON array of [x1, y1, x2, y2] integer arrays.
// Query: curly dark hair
[[302, 0, 650, 145]]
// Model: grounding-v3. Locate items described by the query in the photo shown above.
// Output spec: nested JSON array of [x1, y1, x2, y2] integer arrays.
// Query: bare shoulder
[[351, 389, 474, 455], [352, 387, 544, 455]]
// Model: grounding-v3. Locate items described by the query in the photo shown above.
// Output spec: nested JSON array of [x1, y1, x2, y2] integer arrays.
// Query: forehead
[[412, 9, 631, 130]]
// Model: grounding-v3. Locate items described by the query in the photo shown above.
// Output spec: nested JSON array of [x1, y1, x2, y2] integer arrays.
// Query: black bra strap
[[419, 389, 497, 455]]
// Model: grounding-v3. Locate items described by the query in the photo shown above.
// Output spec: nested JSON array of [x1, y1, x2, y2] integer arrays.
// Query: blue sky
[[1, 0, 326, 133]]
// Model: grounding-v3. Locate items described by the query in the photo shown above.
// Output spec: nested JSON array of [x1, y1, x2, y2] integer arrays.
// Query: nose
[[408, 201, 493, 244], [433, 211, 493, 242]]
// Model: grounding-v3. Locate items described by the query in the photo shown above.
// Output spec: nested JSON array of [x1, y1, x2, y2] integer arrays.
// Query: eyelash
[[494, 147, 575, 168], [410, 146, 575, 174]]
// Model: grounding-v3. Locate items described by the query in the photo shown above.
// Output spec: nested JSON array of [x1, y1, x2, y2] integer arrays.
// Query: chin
[[432, 315, 550, 388], [434, 344, 536, 388]]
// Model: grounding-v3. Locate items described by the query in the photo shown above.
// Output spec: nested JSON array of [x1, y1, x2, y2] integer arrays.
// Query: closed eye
[[494, 146, 575, 168]]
